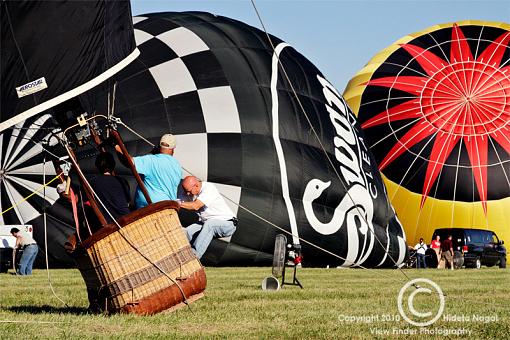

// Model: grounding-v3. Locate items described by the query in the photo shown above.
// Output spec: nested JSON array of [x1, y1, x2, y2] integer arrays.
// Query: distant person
[[116, 134, 182, 208], [10, 228, 38, 275], [440, 235, 454, 270], [431, 235, 441, 267], [89, 152, 131, 223], [179, 176, 237, 259], [414, 238, 427, 269]]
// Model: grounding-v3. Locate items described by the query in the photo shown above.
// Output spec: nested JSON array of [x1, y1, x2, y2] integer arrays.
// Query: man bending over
[[180, 176, 237, 259]]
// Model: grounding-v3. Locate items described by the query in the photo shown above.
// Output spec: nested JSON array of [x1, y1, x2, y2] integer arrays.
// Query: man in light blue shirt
[[117, 133, 182, 208]]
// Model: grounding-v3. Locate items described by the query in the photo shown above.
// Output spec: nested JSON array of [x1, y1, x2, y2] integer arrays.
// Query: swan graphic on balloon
[[304, 179, 375, 266]]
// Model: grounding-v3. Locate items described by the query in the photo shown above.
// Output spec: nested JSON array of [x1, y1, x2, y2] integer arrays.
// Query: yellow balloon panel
[[384, 176, 510, 245]]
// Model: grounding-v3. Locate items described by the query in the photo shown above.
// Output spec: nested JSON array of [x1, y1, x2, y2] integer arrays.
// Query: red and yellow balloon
[[344, 21, 510, 245]]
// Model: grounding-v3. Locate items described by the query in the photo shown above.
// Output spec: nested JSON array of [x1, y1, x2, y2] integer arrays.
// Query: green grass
[[0, 267, 508, 339]]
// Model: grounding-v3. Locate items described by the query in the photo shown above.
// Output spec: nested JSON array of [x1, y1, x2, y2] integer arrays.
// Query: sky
[[131, 0, 510, 92]]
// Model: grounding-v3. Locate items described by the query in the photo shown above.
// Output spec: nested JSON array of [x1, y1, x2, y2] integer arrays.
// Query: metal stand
[[281, 262, 303, 289]]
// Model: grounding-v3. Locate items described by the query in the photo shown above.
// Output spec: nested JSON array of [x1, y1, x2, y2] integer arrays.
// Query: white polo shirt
[[195, 182, 234, 222]]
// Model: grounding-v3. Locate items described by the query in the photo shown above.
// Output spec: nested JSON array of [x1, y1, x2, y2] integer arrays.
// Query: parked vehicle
[[429, 228, 506, 269]]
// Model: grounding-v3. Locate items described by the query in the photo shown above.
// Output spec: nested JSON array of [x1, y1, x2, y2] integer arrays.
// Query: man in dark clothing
[[440, 235, 454, 270], [63, 152, 131, 313], [88, 152, 130, 223]]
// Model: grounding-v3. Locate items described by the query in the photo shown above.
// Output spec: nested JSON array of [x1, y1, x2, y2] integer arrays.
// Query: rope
[[78, 190, 93, 238], [117, 121, 154, 147], [5, 138, 76, 306], [0, 174, 60, 217], [0, 320, 71, 324], [220, 193, 412, 284], [6, 146, 71, 305], [249, 0, 412, 281], [42, 153, 69, 307]]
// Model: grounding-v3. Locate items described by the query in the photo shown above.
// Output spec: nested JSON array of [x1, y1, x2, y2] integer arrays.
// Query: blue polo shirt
[[133, 154, 182, 208]]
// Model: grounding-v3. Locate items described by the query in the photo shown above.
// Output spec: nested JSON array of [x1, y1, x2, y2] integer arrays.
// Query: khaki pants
[[441, 251, 454, 269], [433, 248, 440, 264]]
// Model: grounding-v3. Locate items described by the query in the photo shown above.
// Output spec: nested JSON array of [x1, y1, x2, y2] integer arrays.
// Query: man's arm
[[14, 235, 21, 249], [180, 199, 205, 211]]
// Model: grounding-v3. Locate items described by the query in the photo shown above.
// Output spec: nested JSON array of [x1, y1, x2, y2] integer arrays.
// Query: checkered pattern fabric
[[131, 15, 242, 215], [112, 13, 407, 267]]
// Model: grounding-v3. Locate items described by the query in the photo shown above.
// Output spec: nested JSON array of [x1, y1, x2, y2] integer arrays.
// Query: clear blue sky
[[131, 0, 510, 91]]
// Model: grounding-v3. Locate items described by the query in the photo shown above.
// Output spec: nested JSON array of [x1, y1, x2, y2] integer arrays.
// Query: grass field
[[0, 267, 508, 339]]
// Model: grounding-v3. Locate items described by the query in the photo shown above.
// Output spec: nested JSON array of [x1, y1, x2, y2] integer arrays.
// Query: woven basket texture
[[86, 208, 203, 311]]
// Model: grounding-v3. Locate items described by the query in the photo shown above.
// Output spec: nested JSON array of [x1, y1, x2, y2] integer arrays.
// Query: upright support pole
[[65, 145, 108, 227], [110, 129, 152, 205]]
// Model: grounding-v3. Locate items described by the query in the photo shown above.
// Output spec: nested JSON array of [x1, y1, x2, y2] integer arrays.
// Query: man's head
[[10, 227, 19, 236], [448, 235, 452, 240], [436, 235, 440, 240], [159, 134, 176, 155], [419, 238, 424, 243], [182, 176, 201, 196], [95, 152, 116, 174]]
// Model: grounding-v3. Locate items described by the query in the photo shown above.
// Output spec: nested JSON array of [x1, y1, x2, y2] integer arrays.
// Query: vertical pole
[[110, 129, 152, 205], [65, 145, 108, 227]]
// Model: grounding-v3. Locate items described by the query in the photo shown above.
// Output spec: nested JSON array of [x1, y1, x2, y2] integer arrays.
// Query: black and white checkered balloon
[[90, 12, 407, 267]]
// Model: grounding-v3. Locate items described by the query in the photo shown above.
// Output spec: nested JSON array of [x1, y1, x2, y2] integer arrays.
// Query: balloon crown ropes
[[344, 21, 510, 246]]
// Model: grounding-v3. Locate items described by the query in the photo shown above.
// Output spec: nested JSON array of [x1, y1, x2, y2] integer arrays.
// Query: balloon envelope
[[0, 0, 138, 132], [344, 21, 510, 246], [0, 0, 138, 265], [88, 12, 407, 267]]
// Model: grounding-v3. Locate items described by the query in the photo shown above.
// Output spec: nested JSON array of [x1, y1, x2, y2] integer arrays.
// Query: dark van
[[430, 228, 506, 269]]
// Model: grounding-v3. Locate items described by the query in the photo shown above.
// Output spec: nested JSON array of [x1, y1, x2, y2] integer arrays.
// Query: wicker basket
[[79, 201, 206, 315]]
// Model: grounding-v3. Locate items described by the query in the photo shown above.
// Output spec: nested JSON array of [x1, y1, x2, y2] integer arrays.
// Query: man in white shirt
[[179, 176, 237, 259], [10, 227, 38, 275], [414, 238, 428, 269]]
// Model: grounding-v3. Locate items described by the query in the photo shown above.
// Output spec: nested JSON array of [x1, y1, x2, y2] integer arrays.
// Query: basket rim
[[82, 200, 181, 248]]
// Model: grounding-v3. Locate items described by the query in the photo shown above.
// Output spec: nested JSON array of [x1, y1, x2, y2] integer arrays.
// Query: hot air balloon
[[84, 11, 407, 267], [344, 21, 510, 247], [0, 0, 139, 265], [2, 9, 407, 268]]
